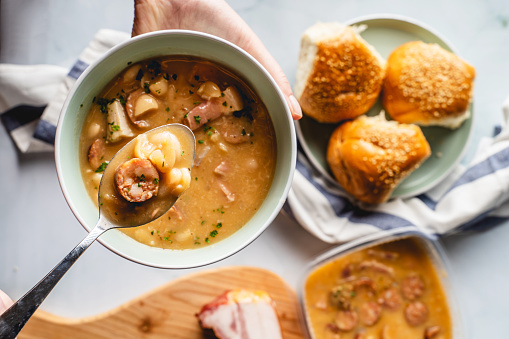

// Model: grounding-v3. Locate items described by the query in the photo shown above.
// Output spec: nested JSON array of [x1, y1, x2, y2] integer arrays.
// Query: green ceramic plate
[[295, 15, 474, 199]]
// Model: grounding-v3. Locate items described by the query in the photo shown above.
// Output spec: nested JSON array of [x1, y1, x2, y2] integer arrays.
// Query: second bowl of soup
[[56, 30, 296, 268]]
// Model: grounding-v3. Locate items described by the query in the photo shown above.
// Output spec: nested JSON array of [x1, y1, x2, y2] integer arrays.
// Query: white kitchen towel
[[0, 29, 130, 153], [284, 98, 509, 243]]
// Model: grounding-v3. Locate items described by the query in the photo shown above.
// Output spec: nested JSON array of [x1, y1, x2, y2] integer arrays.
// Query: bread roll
[[295, 22, 385, 123], [383, 41, 475, 129], [327, 114, 431, 204]]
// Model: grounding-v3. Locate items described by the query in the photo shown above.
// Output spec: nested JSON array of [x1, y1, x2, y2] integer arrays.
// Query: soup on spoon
[[99, 124, 195, 226], [0, 124, 195, 339]]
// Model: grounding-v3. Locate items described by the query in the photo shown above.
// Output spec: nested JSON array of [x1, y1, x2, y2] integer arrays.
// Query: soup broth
[[79, 56, 277, 249], [304, 238, 452, 339]]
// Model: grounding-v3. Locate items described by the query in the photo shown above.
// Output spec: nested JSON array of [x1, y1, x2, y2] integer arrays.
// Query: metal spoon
[[0, 124, 196, 338]]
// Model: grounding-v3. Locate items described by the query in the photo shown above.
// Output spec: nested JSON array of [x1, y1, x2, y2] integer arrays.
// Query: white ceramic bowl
[[55, 30, 296, 269]]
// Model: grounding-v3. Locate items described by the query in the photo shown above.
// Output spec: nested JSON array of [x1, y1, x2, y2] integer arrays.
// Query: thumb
[[0, 290, 13, 314]]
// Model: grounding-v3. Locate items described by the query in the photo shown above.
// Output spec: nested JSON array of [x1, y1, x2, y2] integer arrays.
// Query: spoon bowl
[[0, 124, 196, 339]]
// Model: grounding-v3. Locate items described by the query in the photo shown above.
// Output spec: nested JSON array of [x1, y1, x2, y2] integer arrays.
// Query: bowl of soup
[[299, 229, 462, 339], [55, 30, 296, 268]]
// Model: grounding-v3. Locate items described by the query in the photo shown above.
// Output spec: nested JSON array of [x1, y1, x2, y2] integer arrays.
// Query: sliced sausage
[[88, 138, 105, 170], [401, 275, 425, 300], [404, 301, 429, 326], [379, 287, 402, 311], [115, 158, 159, 202], [358, 301, 381, 326], [185, 100, 224, 130], [335, 309, 358, 332]]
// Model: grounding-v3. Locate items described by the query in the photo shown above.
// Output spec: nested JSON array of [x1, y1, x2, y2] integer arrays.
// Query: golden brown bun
[[383, 41, 475, 129], [326, 114, 431, 204], [295, 23, 385, 123]]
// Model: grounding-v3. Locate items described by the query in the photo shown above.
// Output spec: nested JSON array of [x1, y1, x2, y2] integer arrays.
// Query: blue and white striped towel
[[0, 29, 130, 153], [284, 100, 509, 243]]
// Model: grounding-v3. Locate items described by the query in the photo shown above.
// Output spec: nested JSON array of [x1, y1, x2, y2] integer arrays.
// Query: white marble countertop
[[1, 0, 509, 337]]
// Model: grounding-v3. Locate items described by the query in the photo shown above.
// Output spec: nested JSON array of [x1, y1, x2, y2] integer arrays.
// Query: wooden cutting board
[[18, 266, 306, 339]]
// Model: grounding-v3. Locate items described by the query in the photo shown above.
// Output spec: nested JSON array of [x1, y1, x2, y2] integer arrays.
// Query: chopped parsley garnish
[[143, 82, 151, 94], [165, 107, 170, 112], [205, 238, 210, 243], [139, 174, 146, 181], [127, 61, 132, 65], [151, 231, 154, 235], [194, 75, 200, 81], [198, 140, 204, 144], [201, 220, 206, 225], [210, 230, 218, 237], [193, 101, 201, 105], [147, 60, 162, 76], [222, 101, 227, 107], [184, 113, 189, 118], [207, 131, 212, 136], [97, 98, 113, 114], [92, 96, 96, 103], [194, 115, 201, 123], [80, 104, 83, 108], [233, 106, 254, 121], [213, 206, 225, 214], [95, 162, 108, 173], [135, 69, 144, 81], [221, 92, 225, 97], [181, 151, 185, 156], [241, 128, 246, 136], [154, 178, 159, 185], [163, 73, 170, 80], [111, 125, 120, 131], [216, 222, 222, 228], [189, 90, 194, 95], [119, 95, 126, 105], [172, 74, 177, 81], [138, 183, 141, 187]]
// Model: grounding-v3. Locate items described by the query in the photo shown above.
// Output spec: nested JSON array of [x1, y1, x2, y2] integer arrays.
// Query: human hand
[[132, 0, 302, 120], [0, 289, 13, 314]]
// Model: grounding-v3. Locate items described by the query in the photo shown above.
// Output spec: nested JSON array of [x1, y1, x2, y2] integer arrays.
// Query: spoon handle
[[0, 224, 106, 338]]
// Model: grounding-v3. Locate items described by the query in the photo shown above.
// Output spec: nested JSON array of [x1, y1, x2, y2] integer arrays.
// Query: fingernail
[[288, 95, 302, 120]]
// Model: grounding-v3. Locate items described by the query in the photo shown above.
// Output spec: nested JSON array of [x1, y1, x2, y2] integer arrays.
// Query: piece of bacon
[[196, 289, 283, 339], [184, 87, 243, 130]]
